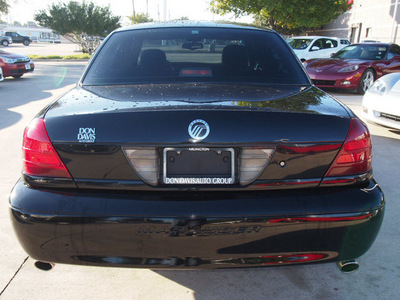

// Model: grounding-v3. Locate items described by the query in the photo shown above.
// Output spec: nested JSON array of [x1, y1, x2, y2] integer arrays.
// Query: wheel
[[12, 75, 22, 79], [23, 40, 30, 46], [357, 69, 375, 94], [2, 40, 9, 47]]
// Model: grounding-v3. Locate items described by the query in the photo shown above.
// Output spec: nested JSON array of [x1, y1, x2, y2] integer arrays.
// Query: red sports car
[[305, 43, 400, 94], [0, 50, 34, 79]]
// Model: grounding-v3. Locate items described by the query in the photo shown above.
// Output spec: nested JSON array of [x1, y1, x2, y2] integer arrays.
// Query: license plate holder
[[25, 63, 31, 70], [163, 147, 235, 184]]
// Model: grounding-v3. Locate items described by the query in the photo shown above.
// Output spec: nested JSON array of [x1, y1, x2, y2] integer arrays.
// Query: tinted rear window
[[83, 27, 308, 85]]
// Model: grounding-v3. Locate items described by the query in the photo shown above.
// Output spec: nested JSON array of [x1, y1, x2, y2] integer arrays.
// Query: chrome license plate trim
[[163, 147, 235, 185]]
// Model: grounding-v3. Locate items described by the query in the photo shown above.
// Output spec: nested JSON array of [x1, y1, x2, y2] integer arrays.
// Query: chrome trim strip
[[22, 173, 77, 189], [254, 178, 321, 188], [320, 171, 373, 187]]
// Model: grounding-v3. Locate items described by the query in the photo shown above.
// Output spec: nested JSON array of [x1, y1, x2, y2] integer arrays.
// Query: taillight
[[22, 118, 71, 178], [324, 118, 372, 177]]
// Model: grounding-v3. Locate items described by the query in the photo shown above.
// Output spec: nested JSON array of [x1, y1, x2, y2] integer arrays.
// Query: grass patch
[[63, 54, 92, 59], [29, 54, 92, 60]]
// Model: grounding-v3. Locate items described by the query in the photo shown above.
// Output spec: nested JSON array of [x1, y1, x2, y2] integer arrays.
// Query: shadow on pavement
[[388, 129, 400, 135], [0, 62, 86, 130], [154, 266, 330, 299]]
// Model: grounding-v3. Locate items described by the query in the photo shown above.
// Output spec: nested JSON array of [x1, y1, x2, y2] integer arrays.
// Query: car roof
[[115, 21, 273, 33], [350, 42, 394, 47], [288, 36, 341, 40]]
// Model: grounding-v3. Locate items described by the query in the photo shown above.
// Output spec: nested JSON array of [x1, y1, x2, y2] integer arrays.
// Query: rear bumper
[[9, 179, 384, 269]]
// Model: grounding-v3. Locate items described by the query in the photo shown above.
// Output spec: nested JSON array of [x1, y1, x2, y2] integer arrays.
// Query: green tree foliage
[[129, 12, 153, 24], [0, 0, 9, 14], [34, 1, 121, 53], [211, 0, 352, 33]]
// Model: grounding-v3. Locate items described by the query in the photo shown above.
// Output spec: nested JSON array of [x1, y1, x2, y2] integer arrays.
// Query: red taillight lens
[[22, 118, 71, 178], [324, 118, 372, 177]]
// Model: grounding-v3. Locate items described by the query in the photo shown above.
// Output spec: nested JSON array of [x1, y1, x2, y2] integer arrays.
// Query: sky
[[4, 0, 253, 26]]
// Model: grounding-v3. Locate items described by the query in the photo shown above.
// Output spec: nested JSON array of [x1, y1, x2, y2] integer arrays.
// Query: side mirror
[[330, 53, 336, 58], [311, 46, 320, 51]]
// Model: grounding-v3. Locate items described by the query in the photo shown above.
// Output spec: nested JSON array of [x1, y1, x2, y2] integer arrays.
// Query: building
[[0, 25, 61, 43], [308, 0, 400, 43]]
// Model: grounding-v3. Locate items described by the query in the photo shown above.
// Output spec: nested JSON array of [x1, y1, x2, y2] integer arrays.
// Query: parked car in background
[[0, 66, 3, 81], [0, 50, 34, 78], [305, 43, 400, 94], [287, 36, 350, 61], [0, 35, 13, 47], [362, 73, 400, 130], [9, 22, 384, 273], [5, 32, 32, 46]]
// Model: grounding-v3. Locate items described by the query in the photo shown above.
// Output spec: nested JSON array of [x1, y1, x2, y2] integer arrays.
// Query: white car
[[0, 66, 3, 82], [362, 73, 400, 130], [287, 36, 351, 62]]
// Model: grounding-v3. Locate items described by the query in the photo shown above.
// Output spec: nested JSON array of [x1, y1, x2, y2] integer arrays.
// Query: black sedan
[[9, 22, 384, 273]]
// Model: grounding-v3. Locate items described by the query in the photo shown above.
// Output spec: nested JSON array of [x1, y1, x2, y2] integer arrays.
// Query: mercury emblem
[[188, 119, 210, 141]]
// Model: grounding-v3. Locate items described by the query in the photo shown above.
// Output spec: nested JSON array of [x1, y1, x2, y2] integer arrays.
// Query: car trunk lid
[[37, 84, 353, 190]]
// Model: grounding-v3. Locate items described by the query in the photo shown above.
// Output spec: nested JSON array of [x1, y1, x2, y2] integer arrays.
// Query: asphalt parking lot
[[0, 61, 399, 299]]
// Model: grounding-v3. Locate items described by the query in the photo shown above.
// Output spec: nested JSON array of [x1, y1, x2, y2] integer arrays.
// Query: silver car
[[362, 73, 400, 130], [0, 35, 13, 47]]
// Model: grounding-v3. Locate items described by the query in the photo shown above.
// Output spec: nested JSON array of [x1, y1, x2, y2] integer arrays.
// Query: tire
[[12, 75, 22, 79], [357, 69, 375, 95], [23, 40, 30, 46], [2, 40, 9, 47]]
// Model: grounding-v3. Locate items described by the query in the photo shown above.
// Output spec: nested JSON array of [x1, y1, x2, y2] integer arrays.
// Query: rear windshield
[[83, 27, 308, 85]]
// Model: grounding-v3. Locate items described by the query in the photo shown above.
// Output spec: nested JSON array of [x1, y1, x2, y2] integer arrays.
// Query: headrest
[[140, 49, 167, 66], [222, 45, 248, 68]]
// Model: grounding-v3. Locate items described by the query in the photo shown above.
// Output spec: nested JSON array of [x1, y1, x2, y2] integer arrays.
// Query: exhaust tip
[[34, 261, 54, 271], [336, 260, 359, 273]]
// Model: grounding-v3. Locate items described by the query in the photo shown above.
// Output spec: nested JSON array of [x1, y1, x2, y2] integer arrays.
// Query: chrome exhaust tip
[[336, 260, 359, 273], [34, 261, 55, 271]]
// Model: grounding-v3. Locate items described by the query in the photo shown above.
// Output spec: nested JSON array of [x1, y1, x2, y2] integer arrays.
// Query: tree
[[211, 0, 352, 33], [128, 12, 153, 24], [34, 1, 121, 54], [0, 0, 9, 14]]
